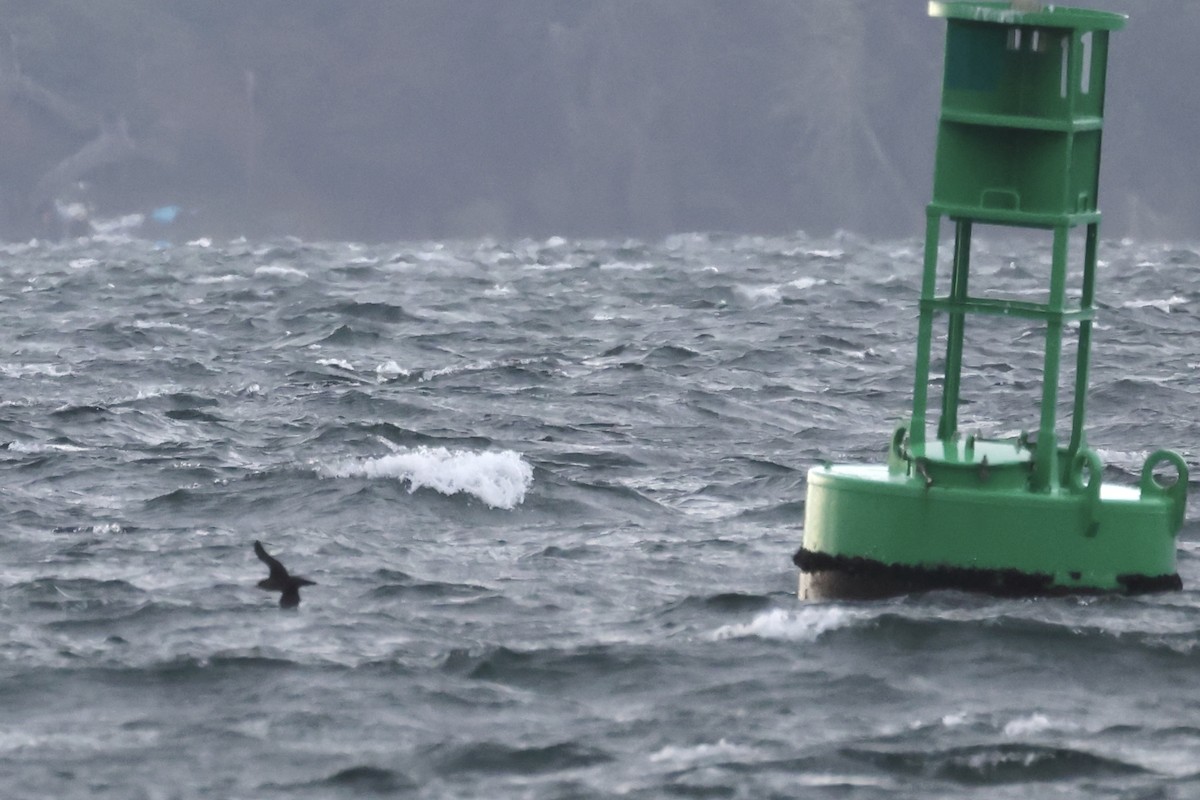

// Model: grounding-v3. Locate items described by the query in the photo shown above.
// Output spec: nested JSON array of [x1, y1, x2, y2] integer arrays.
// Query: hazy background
[[0, 0, 1194, 243]]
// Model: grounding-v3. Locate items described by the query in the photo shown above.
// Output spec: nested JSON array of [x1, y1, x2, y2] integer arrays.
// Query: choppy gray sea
[[1, 229, 1199, 799]]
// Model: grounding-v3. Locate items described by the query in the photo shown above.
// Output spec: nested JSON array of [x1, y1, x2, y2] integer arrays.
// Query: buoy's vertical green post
[[797, 3, 1186, 600], [915, 2, 1125, 489]]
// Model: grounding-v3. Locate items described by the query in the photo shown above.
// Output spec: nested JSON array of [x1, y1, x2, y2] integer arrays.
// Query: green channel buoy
[[796, 1, 1189, 599]]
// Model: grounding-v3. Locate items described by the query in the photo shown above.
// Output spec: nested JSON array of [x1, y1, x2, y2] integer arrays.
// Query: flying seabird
[[254, 540, 316, 608]]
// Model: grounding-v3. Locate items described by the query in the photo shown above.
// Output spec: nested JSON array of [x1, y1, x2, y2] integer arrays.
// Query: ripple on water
[[0, 233, 1195, 799]]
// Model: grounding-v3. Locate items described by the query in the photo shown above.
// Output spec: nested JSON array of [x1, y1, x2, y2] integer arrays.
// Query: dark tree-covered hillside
[[0, 1, 1193, 242]]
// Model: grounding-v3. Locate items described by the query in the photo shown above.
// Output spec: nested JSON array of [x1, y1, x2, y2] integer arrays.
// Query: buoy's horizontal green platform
[[795, 1, 1189, 599]]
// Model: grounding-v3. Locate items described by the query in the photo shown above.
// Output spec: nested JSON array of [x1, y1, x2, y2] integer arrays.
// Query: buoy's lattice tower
[[795, 1, 1188, 598]]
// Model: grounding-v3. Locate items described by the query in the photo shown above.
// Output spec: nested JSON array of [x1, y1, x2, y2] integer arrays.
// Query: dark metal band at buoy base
[[794, 547, 1181, 598]]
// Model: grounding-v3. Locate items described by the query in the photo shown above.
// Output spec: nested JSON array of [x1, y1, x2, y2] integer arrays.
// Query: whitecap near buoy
[[318, 446, 533, 509]]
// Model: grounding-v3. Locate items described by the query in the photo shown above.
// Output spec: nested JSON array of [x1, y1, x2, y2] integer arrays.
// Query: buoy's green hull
[[798, 464, 1181, 599], [793, 3, 1187, 600]]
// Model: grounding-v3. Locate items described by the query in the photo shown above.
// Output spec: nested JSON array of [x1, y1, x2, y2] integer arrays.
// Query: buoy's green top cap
[[929, 1, 1126, 31]]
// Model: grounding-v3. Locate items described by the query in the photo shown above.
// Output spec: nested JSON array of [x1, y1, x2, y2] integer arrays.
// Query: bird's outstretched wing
[[255, 540, 289, 580], [254, 540, 316, 607]]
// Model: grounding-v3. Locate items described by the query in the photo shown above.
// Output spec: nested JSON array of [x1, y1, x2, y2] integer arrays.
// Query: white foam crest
[[375, 361, 412, 379], [662, 232, 712, 252], [797, 247, 845, 259], [317, 358, 355, 371], [522, 260, 578, 272], [319, 446, 533, 509], [412, 248, 472, 268], [736, 284, 782, 304], [711, 606, 867, 642], [737, 276, 825, 305], [68, 257, 99, 270], [420, 363, 473, 381], [6, 441, 88, 453], [129, 385, 179, 401], [1121, 295, 1187, 313], [254, 263, 308, 279], [649, 738, 759, 766], [132, 320, 193, 333], [0, 363, 72, 378], [1093, 448, 1149, 473], [0, 727, 158, 754], [419, 356, 550, 382], [1003, 713, 1064, 737]]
